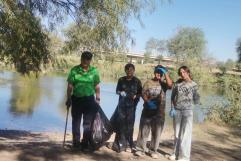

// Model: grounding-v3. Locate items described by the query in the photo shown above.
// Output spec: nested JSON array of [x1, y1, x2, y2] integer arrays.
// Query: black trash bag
[[90, 104, 113, 150], [109, 97, 135, 152], [110, 97, 134, 132]]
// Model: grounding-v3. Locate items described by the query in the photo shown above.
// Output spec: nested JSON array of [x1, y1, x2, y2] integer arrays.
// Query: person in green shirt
[[65, 51, 100, 150]]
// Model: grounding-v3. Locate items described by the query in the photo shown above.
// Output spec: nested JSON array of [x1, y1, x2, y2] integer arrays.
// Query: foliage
[[0, 0, 50, 74], [48, 33, 64, 57], [225, 59, 235, 70], [143, 51, 151, 63], [236, 38, 241, 63], [217, 59, 236, 74], [1, 0, 160, 74], [236, 62, 241, 70], [216, 62, 227, 74], [207, 75, 241, 127], [62, 23, 125, 53], [62, 0, 158, 53], [145, 37, 167, 56], [167, 27, 206, 62]]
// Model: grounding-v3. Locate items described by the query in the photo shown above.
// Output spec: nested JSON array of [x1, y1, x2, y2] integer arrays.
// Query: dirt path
[[0, 122, 240, 161]]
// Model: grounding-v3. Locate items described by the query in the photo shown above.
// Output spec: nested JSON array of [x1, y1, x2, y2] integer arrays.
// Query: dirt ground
[[0, 122, 240, 161]]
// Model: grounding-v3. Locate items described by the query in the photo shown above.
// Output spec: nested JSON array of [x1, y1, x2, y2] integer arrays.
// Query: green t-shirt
[[67, 65, 100, 97]]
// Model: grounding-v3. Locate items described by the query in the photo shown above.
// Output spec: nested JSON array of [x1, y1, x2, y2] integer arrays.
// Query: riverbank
[[0, 122, 240, 161]]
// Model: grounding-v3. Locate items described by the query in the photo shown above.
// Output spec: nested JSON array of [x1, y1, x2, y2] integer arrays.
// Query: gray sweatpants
[[173, 109, 193, 160], [136, 114, 164, 153]]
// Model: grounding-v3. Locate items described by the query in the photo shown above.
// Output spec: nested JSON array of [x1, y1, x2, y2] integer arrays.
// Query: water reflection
[[9, 75, 41, 116], [0, 71, 227, 132]]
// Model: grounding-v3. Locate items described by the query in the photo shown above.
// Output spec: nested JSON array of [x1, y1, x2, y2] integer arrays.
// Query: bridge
[[126, 52, 174, 65]]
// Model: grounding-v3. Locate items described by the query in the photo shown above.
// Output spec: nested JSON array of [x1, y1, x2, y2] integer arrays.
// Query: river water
[[0, 71, 225, 132]]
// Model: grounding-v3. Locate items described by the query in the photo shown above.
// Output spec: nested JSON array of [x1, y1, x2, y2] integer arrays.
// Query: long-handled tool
[[63, 107, 69, 147]]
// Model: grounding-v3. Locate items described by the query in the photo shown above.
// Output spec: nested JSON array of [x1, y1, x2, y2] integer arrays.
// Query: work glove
[[169, 107, 176, 118], [146, 100, 157, 110], [120, 91, 127, 97], [65, 98, 72, 109]]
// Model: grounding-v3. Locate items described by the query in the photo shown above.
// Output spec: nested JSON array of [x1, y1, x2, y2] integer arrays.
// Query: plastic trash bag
[[90, 104, 113, 149], [109, 97, 136, 152]]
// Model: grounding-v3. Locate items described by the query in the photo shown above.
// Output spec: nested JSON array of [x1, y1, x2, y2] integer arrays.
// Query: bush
[[207, 75, 241, 127]]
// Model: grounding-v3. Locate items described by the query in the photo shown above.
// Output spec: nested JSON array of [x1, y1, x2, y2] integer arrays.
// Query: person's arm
[[142, 92, 149, 103], [116, 78, 122, 94], [171, 84, 177, 107], [193, 85, 200, 105], [95, 83, 100, 104], [116, 78, 127, 97], [163, 72, 173, 89], [142, 81, 149, 103], [66, 83, 73, 108], [131, 78, 142, 100], [94, 69, 101, 104]]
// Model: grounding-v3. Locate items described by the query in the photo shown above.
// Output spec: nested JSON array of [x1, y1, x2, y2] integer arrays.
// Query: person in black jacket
[[110, 63, 142, 153]]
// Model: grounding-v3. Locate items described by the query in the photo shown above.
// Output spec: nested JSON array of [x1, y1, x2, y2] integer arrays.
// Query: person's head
[[81, 51, 93, 67], [154, 65, 163, 80], [178, 66, 192, 81], [125, 63, 135, 78]]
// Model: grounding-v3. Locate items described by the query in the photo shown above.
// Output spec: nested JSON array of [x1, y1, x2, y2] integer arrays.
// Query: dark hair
[[178, 65, 192, 80], [81, 51, 93, 60], [125, 63, 135, 71]]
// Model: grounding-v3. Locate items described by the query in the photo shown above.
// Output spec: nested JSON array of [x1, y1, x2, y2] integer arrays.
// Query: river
[[0, 71, 225, 132]]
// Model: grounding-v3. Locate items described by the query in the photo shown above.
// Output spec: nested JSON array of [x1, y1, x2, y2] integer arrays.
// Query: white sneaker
[[125, 148, 132, 153], [177, 158, 189, 161], [150, 152, 159, 159], [168, 154, 176, 160], [135, 151, 145, 156]]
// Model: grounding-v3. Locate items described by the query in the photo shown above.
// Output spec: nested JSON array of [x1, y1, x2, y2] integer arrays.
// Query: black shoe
[[73, 141, 81, 149], [80, 141, 89, 152]]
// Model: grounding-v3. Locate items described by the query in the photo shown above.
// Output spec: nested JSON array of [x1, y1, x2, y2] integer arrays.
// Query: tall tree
[[145, 38, 159, 55], [0, 0, 49, 74], [236, 38, 241, 63], [1, 0, 160, 74], [167, 27, 206, 62], [145, 38, 166, 56]]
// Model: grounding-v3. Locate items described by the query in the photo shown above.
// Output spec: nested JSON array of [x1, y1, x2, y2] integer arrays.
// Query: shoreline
[[1, 122, 240, 161]]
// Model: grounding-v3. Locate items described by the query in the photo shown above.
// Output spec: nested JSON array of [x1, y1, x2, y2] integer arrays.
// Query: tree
[[236, 38, 241, 63], [225, 59, 235, 71], [167, 27, 206, 62], [1, 0, 159, 74], [145, 38, 166, 56], [0, 0, 49, 74], [62, 23, 120, 53], [144, 51, 151, 63]]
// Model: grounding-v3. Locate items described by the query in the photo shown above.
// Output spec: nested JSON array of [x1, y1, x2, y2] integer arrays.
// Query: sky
[[128, 0, 241, 62]]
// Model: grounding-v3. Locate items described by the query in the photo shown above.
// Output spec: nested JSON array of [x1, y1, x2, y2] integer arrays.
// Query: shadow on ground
[[0, 128, 241, 161], [158, 138, 241, 161], [0, 129, 123, 161]]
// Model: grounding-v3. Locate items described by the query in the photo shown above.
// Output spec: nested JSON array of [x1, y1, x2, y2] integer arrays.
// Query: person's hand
[[95, 97, 100, 104], [120, 91, 127, 97], [133, 95, 136, 100], [65, 98, 72, 109], [169, 107, 176, 118], [157, 66, 168, 74], [146, 100, 157, 110]]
